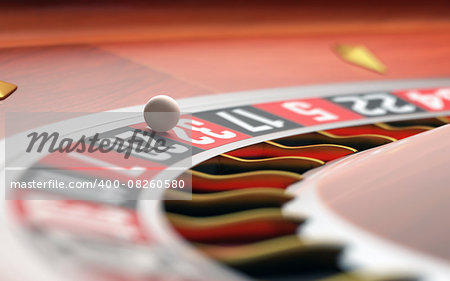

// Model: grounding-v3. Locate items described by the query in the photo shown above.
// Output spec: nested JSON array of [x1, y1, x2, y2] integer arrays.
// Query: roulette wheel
[[1, 1, 450, 281]]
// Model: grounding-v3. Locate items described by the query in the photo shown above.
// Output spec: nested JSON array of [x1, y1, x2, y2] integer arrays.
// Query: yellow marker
[[335, 44, 387, 74], [0, 81, 17, 100]]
